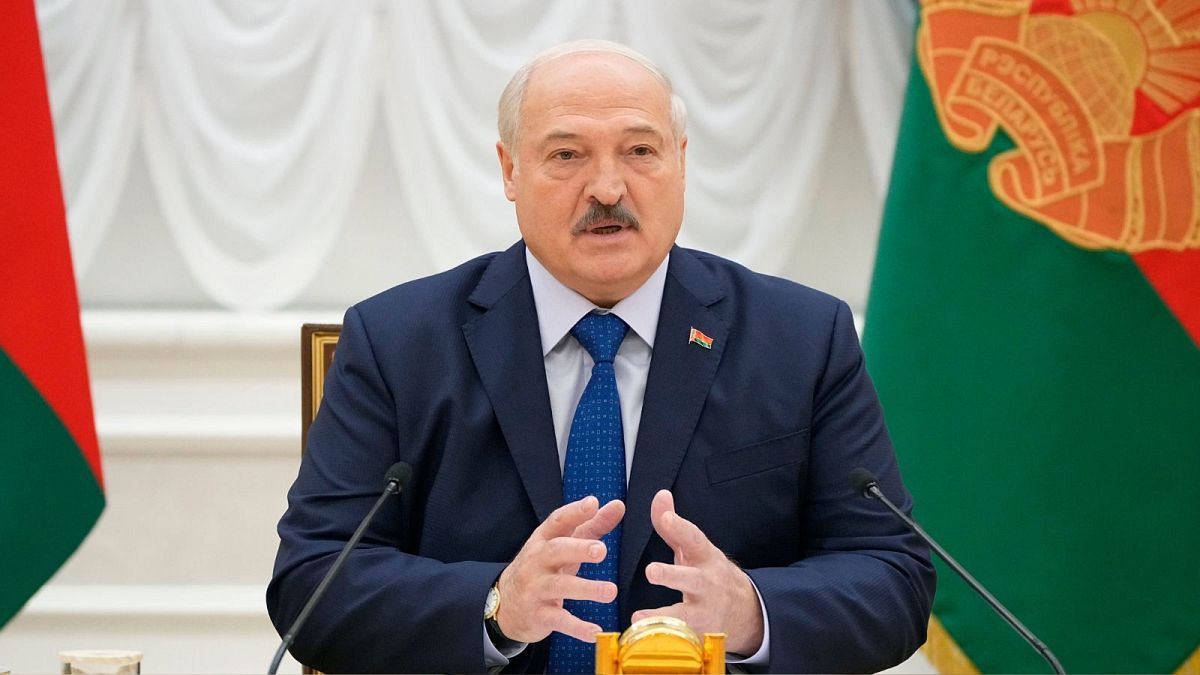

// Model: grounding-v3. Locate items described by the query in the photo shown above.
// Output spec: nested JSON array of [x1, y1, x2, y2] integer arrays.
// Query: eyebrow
[[622, 124, 664, 140], [539, 125, 666, 145], [541, 130, 582, 143]]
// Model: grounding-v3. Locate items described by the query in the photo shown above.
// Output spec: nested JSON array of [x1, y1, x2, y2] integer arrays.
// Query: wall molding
[[80, 310, 336, 458], [21, 584, 267, 618], [97, 414, 297, 456], [82, 310, 343, 350]]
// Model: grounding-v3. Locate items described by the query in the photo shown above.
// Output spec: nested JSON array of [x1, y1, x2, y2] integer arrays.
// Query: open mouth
[[574, 203, 640, 235]]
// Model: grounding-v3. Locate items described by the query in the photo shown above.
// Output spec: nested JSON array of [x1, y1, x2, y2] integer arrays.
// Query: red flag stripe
[[0, 0, 102, 487], [1134, 250, 1200, 350]]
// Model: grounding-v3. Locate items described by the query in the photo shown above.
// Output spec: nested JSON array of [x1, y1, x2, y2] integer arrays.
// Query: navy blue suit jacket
[[267, 242, 934, 673]]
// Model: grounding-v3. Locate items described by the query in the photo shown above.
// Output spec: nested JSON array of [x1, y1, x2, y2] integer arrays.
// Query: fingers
[[650, 489, 714, 563], [572, 499, 625, 540], [650, 488, 674, 524], [552, 610, 605, 643], [645, 562, 704, 595], [538, 496, 600, 540], [538, 574, 617, 604], [541, 536, 608, 569], [630, 602, 687, 625], [496, 535, 614, 643]]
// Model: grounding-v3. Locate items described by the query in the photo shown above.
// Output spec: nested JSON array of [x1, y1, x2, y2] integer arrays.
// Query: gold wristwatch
[[484, 583, 514, 645]]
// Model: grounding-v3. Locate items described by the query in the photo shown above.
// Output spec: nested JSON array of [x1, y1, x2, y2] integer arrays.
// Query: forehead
[[519, 52, 673, 141]]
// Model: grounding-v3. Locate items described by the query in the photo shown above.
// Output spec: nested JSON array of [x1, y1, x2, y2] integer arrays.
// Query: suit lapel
[[461, 243, 729, 584], [620, 248, 728, 595], [462, 242, 563, 523]]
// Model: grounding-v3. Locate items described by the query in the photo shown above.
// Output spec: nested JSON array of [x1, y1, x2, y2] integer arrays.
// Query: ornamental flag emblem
[[918, 0, 1200, 252]]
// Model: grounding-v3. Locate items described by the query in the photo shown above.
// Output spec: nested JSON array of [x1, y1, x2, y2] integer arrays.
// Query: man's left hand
[[631, 489, 765, 656]]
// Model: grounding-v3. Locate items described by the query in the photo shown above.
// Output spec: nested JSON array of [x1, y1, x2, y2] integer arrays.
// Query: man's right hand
[[495, 496, 625, 644]]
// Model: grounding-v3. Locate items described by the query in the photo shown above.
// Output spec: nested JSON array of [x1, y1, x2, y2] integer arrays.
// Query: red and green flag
[[864, 0, 1200, 672], [0, 0, 105, 629]]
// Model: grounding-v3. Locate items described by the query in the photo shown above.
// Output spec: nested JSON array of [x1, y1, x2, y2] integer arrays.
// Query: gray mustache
[[573, 202, 641, 234]]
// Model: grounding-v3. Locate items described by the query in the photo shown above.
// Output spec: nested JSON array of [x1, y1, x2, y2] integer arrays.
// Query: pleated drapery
[[37, 0, 915, 311]]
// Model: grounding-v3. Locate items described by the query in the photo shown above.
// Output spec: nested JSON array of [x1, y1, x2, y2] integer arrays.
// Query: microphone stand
[[269, 467, 407, 674], [858, 475, 1066, 674]]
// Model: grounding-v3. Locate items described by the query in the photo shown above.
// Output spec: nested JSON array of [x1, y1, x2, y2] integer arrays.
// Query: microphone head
[[385, 461, 413, 489], [849, 467, 878, 498]]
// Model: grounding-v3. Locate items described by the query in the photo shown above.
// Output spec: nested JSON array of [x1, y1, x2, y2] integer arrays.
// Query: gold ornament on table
[[595, 616, 725, 674]]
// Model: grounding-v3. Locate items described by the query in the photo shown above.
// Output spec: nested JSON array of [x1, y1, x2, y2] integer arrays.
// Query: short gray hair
[[497, 39, 688, 152]]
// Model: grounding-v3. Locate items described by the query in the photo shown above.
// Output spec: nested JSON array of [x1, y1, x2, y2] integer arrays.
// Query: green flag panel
[[0, 349, 105, 629], [864, 58, 1200, 674]]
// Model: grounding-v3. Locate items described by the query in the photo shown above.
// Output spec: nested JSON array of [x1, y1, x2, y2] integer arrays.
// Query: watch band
[[484, 582, 518, 646]]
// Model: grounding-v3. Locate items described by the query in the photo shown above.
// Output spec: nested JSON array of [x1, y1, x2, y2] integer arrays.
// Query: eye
[[631, 145, 655, 156], [553, 150, 576, 161]]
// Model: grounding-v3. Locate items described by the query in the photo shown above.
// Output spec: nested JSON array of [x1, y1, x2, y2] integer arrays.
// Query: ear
[[497, 141, 517, 202], [678, 135, 688, 190]]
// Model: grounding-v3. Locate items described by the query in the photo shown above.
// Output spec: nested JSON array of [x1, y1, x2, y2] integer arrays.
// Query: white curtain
[[36, 0, 915, 311], [846, 0, 917, 194], [380, 1, 619, 271], [627, 0, 843, 271], [37, 0, 138, 275]]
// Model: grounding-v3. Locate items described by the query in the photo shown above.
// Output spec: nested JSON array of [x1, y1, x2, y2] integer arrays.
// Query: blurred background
[[0, 1, 922, 672]]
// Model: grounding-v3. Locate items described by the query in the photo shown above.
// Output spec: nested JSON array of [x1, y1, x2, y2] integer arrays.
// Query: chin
[[570, 262, 646, 302], [579, 257, 639, 284]]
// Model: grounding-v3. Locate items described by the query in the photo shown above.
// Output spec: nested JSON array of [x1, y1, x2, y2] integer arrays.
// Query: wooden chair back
[[299, 323, 341, 674], [301, 323, 342, 453]]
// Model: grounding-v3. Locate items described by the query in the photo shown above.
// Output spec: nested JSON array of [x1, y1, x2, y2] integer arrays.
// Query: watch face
[[484, 586, 500, 619]]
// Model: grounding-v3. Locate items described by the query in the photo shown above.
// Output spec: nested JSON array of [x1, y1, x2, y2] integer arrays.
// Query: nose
[[585, 156, 627, 206]]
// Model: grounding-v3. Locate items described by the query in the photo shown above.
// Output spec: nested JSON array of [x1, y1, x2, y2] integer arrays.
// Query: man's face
[[497, 52, 687, 307]]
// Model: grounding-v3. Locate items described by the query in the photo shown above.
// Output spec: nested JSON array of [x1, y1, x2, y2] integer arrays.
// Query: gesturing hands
[[494, 496, 625, 644], [494, 490, 763, 656], [632, 489, 765, 656]]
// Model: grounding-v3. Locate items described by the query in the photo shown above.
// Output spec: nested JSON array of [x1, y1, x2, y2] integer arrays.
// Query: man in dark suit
[[268, 40, 934, 673]]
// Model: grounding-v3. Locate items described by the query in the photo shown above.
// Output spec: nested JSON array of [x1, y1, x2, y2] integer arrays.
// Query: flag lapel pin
[[688, 327, 713, 349]]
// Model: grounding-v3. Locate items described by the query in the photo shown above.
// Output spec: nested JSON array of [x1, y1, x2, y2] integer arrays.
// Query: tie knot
[[571, 311, 628, 364]]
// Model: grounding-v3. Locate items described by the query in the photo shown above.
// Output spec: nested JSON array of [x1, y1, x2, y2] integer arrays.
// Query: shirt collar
[[526, 246, 668, 356]]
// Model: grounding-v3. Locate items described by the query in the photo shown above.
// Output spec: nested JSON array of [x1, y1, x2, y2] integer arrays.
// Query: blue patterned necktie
[[548, 311, 629, 674]]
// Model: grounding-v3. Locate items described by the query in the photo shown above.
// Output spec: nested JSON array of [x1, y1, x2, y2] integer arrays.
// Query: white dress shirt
[[484, 248, 769, 668], [527, 248, 665, 479]]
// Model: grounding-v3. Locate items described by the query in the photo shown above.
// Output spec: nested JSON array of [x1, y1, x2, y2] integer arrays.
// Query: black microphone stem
[[865, 483, 1066, 674], [269, 478, 401, 674]]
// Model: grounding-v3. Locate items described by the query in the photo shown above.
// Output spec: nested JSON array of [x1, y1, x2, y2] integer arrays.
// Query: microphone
[[849, 468, 1066, 674], [269, 462, 413, 674]]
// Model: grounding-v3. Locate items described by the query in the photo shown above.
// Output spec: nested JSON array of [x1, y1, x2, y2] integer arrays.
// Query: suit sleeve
[[743, 301, 936, 673], [266, 306, 505, 674]]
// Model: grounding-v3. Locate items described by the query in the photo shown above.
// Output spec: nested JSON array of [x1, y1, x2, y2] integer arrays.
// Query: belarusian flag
[[0, 0, 105, 629], [688, 327, 714, 349], [863, 0, 1200, 672]]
